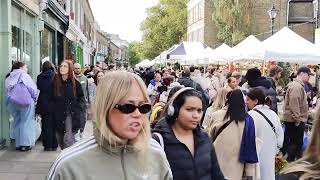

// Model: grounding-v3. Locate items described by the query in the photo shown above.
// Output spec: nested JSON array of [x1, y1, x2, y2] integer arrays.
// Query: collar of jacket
[[294, 78, 304, 86], [93, 126, 136, 155], [252, 104, 270, 111], [153, 118, 206, 144]]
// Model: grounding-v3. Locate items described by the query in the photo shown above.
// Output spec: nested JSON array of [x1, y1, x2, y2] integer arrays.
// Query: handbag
[[9, 74, 33, 107], [253, 109, 288, 174], [35, 115, 42, 141]]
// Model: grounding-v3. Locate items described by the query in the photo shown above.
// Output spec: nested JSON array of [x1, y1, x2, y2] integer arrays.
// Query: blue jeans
[[7, 101, 35, 147]]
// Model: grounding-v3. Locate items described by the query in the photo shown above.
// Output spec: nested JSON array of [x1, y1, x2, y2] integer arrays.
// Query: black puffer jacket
[[36, 70, 55, 115], [248, 77, 278, 113], [49, 79, 85, 133], [152, 119, 225, 180]]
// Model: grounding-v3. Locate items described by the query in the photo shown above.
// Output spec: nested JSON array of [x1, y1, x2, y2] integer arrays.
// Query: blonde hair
[[93, 71, 151, 167], [211, 88, 229, 112], [281, 104, 320, 179]]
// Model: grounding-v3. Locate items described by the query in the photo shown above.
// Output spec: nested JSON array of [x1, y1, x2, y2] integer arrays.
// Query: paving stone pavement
[[0, 120, 93, 180]]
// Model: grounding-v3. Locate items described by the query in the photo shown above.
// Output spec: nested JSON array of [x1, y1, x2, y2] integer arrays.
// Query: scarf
[[239, 114, 258, 163]]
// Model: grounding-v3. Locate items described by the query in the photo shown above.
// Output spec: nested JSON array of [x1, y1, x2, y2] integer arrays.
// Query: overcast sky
[[89, 0, 158, 42]]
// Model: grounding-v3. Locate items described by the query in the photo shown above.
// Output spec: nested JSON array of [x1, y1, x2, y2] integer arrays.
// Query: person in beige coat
[[207, 89, 259, 180], [282, 67, 311, 162]]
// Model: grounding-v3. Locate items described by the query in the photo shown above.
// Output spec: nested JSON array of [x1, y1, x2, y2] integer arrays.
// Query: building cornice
[[47, 0, 69, 25]]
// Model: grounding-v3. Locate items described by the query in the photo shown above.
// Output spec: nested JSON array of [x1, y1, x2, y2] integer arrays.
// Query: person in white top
[[246, 88, 284, 180]]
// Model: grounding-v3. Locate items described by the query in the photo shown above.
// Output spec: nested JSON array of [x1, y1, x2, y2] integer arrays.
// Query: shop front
[[0, 0, 40, 147], [41, 0, 69, 66]]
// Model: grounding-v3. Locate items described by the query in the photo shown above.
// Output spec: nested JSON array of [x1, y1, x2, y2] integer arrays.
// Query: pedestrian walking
[[5, 61, 38, 151], [246, 88, 284, 180], [278, 104, 320, 180], [203, 87, 229, 127], [207, 89, 259, 180], [147, 72, 162, 104], [242, 67, 278, 113], [282, 67, 311, 162], [36, 61, 57, 151], [46, 71, 173, 180], [49, 60, 85, 150], [74, 63, 93, 139], [152, 87, 225, 180]]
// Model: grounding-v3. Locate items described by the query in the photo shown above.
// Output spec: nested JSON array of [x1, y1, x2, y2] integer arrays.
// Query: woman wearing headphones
[[152, 87, 225, 180]]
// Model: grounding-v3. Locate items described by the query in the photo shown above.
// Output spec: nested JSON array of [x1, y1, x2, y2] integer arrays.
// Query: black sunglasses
[[114, 103, 151, 114]]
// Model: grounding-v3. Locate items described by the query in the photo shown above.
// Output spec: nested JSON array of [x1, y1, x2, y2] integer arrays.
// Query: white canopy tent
[[167, 41, 206, 65], [229, 35, 265, 61], [205, 43, 232, 64], [262, 26, 320, 63], [135, 59, 153, 68]]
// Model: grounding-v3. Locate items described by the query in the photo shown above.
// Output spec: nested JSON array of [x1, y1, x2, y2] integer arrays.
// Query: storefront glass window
[[11, 4, 35, 72], [41, 28, 55, 64]]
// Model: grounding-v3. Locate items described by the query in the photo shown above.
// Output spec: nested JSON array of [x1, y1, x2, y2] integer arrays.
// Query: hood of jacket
[[248, 77, 272, 89], [38, 70, 55, 80]]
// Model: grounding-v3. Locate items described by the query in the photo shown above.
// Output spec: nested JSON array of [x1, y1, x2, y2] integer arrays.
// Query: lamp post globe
[[268, 3, 278, 35]]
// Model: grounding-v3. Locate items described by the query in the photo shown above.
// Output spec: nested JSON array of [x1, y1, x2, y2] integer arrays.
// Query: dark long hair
[[53, 60, 76, 97], [6, 61, 25, 78], [93, 71, 104, 86], [166, 89, 203, 124], [247, 88, 271, 107], [224, 89, 246, 123], [41, 61, 55, 72]]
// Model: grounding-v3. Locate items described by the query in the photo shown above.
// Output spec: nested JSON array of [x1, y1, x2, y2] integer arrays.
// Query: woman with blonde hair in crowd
[[47, 71, 172, 180], [278, 104, 320, 180], [203, 88, 229, 127]]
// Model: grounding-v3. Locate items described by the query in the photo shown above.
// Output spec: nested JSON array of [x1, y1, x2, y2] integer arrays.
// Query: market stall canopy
[[135, 59, 153, 68], [229, 35, 265, 61], [167, 41, 207, 65], [205, 43, 231, 64], [262, 26, 320, 63]]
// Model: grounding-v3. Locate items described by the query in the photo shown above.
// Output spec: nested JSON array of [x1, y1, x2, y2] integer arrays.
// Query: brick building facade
[[187, 0, 319, 47]]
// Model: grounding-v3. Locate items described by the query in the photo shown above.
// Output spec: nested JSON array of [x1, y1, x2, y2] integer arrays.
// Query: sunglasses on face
[[114, 103, 151, 114]]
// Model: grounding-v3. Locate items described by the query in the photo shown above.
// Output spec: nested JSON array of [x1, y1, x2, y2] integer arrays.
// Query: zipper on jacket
[[121, 146, 128, 180], [181, 143, 198, 178]]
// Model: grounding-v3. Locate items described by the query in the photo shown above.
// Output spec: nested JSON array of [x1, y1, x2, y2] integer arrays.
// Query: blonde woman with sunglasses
[[47, 71, 172, 180]]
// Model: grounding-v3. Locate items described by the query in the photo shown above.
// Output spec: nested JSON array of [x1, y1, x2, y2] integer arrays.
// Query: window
[[11, 4, 35, 70]]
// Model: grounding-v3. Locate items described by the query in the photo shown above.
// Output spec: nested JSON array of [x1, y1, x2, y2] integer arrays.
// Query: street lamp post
[[263, 3, 279, 75], [268, 3, 278, 35]]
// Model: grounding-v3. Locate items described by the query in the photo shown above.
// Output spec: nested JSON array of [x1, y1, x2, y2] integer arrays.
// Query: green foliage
[[128, 42, 144, 66], [140, 0, 187, 59], [213, 0, 254, 45], [277, 62, 291, 88]]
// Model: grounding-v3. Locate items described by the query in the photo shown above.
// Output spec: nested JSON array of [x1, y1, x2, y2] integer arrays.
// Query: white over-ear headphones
[[167, 87, 194, 117]]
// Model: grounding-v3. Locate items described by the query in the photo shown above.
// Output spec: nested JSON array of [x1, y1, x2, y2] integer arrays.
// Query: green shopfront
[[0, 0, 40, 147]]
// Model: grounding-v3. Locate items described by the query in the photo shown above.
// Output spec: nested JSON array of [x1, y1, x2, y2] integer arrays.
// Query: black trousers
[[41, 114, 58, 149], [281, 122, 305, 162]]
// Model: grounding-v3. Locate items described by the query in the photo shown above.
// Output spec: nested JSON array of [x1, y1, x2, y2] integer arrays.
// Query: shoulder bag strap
[[253, 109, 276, 134], [86, 78, 90, 104], [212, 119, 233, 142], [152, 132, 164, 149]]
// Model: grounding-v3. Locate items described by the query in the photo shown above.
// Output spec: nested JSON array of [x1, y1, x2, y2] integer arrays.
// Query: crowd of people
[[4, 60, 320, 180]]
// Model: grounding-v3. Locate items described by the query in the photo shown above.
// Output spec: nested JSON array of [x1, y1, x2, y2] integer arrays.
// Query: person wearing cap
[[282, 66, 313, 162], [242, 68, 278, 113]]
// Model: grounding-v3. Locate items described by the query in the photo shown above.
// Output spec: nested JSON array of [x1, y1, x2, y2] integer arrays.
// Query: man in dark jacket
[[178, 68, 210, 107], [243, 68, 278, 113]]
